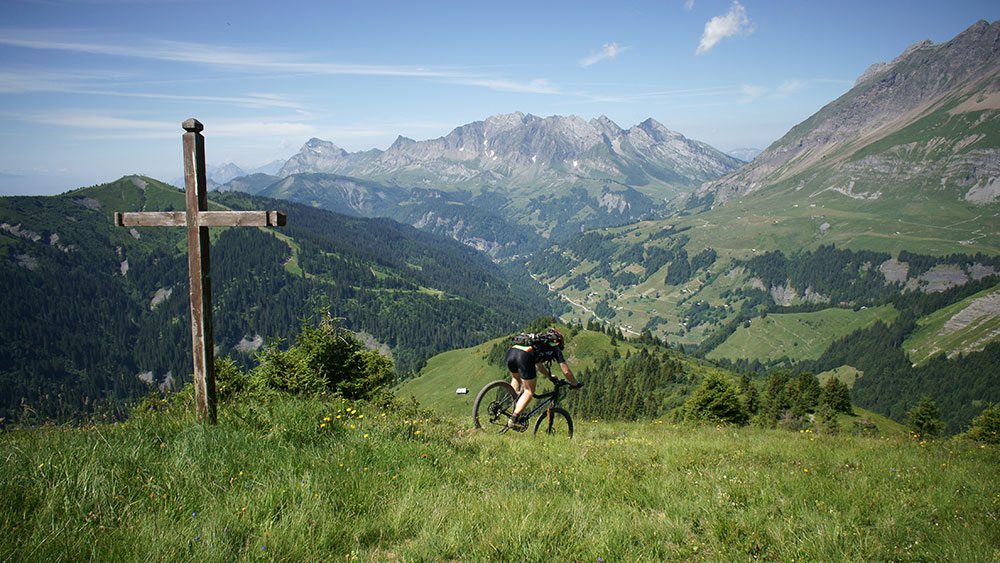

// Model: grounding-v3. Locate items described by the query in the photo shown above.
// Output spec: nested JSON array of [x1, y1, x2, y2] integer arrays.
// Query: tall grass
[[2, 395, 998, 562]]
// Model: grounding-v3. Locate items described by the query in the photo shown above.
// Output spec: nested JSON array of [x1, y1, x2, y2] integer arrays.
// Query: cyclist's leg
[[506, 348, 537, 428], [505, 348, 528, 394], [513, 377, 536, 418], [509, 372, 522, 394]]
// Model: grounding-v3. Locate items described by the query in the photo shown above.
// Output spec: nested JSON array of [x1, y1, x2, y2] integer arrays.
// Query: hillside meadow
[[706, 305, 899, 364], [401, 326, 730, 419], [2, 393, 998, 562]]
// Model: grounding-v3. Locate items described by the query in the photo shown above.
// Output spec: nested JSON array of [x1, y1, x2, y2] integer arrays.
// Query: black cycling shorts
[[505, 348, 537, 381]]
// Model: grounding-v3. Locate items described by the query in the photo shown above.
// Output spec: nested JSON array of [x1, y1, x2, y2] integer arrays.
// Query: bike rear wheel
[[472, 380, 518, 431], [533, 406, 573, 437]]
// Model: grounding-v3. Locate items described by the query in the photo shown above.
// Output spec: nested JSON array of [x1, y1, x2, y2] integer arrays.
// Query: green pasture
[[905, 283, 1000, 365], [707, 305, 899, 364]]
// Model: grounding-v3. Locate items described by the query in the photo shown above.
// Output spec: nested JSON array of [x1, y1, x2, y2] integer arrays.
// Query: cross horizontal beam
[[114, 210, 286, 228]]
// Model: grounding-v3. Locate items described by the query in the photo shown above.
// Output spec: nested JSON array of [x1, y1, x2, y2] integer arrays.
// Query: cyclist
[[505, 328, 581, 430]]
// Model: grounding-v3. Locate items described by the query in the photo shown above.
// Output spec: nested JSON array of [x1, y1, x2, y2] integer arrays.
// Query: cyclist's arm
[[558, 362, 580, 387]]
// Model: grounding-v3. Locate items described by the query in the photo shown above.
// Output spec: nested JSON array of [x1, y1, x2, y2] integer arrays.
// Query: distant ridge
[[686, 19, 1000, 207], [217, 113, 743, 248], [275, 112, 742, 202]]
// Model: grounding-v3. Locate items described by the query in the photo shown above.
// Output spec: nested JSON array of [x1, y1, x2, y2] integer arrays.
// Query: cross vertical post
[[182, 118, 216, 423], [114, 119, 285, 425]]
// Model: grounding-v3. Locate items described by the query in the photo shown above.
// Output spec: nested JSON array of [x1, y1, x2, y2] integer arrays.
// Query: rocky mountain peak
[[269, 111, 741, 207], [278, 137, 354, 177], [207, 162, 247, 185], [302, 137, 343, 153], [590, 115, 624, 139], [855, 61, 891, 86], [483, 112, 533, 135], [633, 118, 681, 143], [387, 136, 417, 150], [688, 19, 1000, 206]]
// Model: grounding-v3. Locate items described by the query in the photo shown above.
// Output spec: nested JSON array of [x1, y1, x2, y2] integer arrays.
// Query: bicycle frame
[[473, 359, 575, 436], [500, 370, 567, 434]]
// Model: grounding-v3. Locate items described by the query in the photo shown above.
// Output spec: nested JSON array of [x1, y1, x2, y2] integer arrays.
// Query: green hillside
[[2, 393, 995, 562], [398, 325, 640, 419], [905, 282, 1000, 365], [0, 177, 553, 424], [687, 180, 1000, 258], [707, 306, 898, 364]]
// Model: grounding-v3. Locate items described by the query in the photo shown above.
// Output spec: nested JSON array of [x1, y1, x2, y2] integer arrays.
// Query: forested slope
[[0, 176, 553, 423]]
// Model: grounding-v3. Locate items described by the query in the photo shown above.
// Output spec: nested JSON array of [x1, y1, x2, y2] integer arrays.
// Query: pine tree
[[964, 404, 1000, 444], [820, 377, 853, 414], [906, 396, 940, 439], [797, 372, 821, 413], [684, 373, 747, 425], [816, 405, 840, 434]]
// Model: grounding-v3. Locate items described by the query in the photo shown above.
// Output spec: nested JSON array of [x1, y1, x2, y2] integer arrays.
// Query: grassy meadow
[[707, 306, 898, 364], [402, 328, 731, 419], [3, 394, 999, 562], [904, 283, 1000, 365]]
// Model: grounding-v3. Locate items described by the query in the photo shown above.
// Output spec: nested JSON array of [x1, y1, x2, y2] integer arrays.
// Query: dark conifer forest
[[0, 178, 554, 423]]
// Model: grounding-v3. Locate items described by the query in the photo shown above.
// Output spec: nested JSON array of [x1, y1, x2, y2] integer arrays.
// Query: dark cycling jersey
[[505, 343, 565, 381]]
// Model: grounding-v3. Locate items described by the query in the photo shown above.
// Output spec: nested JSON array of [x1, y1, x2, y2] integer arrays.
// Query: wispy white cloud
[[0, 30, 453, 79], [20, 110, 317, 140], [0, 69, 114, 93], [94, 90, 303, 109], [579, 42, 628, 68], [739, 84, 767, 103], [696, 1, 753, 55], [0, 68, 303, 109], [775, 79, 806, 98], [447, 77, 561, 95], [683, 0, 695, 11], [0, 28, 572, 99], [23, 112, 176, 137]]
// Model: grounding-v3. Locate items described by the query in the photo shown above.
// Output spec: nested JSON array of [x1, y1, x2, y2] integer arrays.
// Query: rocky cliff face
[[687, 19, 1000, 207]]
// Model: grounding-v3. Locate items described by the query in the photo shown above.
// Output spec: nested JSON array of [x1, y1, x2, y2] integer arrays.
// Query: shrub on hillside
[[906, 396, 940, 439], [964, 404, 1000, 444], [216, 312, 393, 401], [739, 373, 760, 416], [684, 373, 747, 425], [816, 405, 840, 434]]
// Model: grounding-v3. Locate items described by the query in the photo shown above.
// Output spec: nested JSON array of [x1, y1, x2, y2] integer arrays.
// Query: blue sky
[[1, 0, 997, 195]]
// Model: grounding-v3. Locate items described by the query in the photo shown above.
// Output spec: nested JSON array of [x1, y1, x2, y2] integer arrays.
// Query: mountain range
[[215, 114, 743, 252], [276, 113, 740, 198]]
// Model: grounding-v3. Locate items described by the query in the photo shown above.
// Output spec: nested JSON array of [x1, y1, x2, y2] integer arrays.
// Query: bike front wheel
[[472, 380, 518, 432], [533, 406, 573, 438]]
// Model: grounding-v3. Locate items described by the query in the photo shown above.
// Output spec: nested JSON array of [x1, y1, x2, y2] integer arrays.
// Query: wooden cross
[[114, 118, 286, 423]]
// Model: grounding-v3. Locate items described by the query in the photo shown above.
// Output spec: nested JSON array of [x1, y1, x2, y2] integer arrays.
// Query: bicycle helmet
[[547, 328, 564, 349]]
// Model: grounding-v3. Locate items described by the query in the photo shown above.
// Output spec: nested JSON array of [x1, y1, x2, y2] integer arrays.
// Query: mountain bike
[[472, 367, 577, 437]]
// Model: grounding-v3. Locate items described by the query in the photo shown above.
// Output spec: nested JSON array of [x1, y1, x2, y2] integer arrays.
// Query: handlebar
[[540, 362, 581, 388]]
